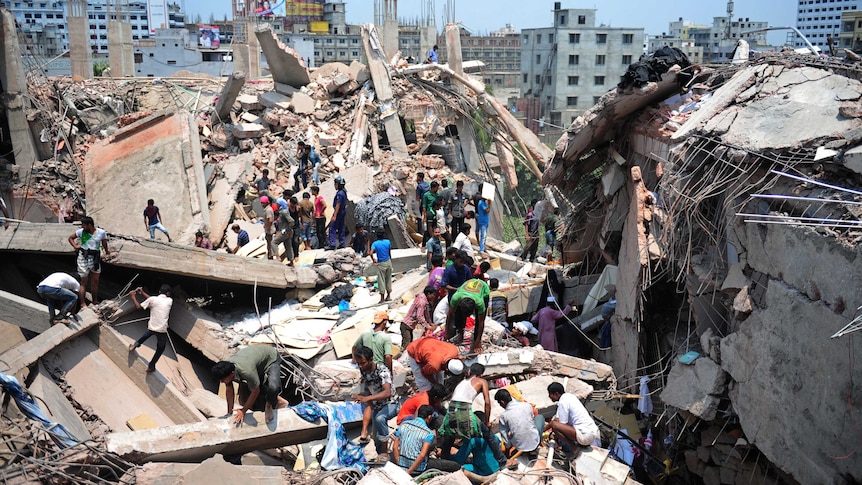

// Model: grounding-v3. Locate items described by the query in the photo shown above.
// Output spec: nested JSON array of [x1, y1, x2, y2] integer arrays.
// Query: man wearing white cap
[[511, 320, 538, 346], [531, 296, 575, 352], [404, 337, 463, 391]]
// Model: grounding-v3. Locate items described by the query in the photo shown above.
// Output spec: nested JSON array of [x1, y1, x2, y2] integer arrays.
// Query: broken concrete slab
[[255, 25, 310, 88], [660, 357, 726, 421], [133, 454, 290, 484], [188, 388, 226, 418], [236, 94, 262, 112], [0, 289, 50, 333], [84, 111, 209, 245], [230, 123, 266, 139], [29, 362, 91, 442], [166, 301, 235, 363], [208, 153, 252, 247], [348, 60, 370, 84], [274, 82, 299, 97], [214, 71, 246, 123], [289, 91, 315, 115], [258, 91, 292, 110], [361, 24, 409, 159], [106, 403, 362, 463]]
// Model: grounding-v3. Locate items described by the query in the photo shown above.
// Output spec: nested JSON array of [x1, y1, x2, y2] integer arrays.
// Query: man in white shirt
[[128, 284, 173, 373], [453, 223, 474, 259], [36, 272, 80, 325], [546, 381, 600, 452], [495, 388, 544, 466]]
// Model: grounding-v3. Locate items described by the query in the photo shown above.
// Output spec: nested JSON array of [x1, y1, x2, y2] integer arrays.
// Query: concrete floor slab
[[0, 289, 50, 333], [29, 362, 92, 442], [83, 111, 209, 245]]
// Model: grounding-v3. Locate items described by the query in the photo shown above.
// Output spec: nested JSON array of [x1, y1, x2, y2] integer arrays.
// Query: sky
[[190, 0, 798, 45]]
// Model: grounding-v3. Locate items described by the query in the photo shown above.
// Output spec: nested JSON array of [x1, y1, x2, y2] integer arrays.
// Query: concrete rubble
[[8, 6, 862, 483]]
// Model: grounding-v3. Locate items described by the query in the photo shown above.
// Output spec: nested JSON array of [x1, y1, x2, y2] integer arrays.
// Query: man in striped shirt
[[392, 405, 460, 474]]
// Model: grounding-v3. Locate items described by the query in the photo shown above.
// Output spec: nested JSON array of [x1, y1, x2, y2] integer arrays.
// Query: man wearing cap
[[532, 296, 575, 352], [404, 336, 462, 391], [510, 320, 539, 346], [128, 284, 173, 373], [261, 195, 275, 260], [353, 311, 393, 374]]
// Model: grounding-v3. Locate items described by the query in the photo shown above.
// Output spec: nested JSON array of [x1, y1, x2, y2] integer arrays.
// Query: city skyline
[[189, 0, 797, 44]]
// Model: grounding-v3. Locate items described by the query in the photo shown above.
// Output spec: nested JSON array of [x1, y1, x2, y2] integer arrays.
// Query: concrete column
[[0, 8, 39, 177], [445, 24, 482, 178], [382, 18, 399, 59], [248, 33, 261, 79], [108, 20, 134, 77], [67, 0, 91, 80], [420, 25, 437, 63], [214, 71, 246, 124]]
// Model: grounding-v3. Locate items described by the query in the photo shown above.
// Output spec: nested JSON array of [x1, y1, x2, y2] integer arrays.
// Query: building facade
[[1, 0, 185, 57], [796, 0, 860, 52], [520, 5, 644, 126], [462, 24, 521, 93], [839, 10, 862, 54]]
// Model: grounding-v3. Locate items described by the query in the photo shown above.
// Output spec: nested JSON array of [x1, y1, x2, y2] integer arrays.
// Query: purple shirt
[[531, 304, 571, 352]]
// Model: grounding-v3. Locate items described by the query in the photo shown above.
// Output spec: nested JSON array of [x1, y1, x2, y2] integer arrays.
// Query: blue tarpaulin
[[0, 371, 79, 448], [292, 401, 366, 473]]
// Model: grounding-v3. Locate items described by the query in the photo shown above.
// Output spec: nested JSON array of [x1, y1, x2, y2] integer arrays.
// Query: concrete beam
[[88, 325, 206, 425], [0, 289, 50, 333], [0, 306, 102, 375], [167, 302, 235, 363], [0, 223, 328, 289], [0, 8, 40, 177], [106, 404, 362, 463], [214, 71, 246, 124], [361, 24, 408, 159], [255, 25, 309, 88], [134, 455, 290, 484]]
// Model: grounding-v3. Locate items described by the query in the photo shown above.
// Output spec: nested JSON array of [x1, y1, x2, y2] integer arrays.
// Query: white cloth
[[433, 297, 449, 326], [436, 208, 446, 231], [38, 273, 80, 292], [453, 232, 474, 258], [556, 393, 600, 446], [637, 376, 653, 415], [582, 264, 618, 313], [75, 228, 108, 251], [405, 354, 441, 392], [513, 320, 538, 335], [451, 378, 478, 403], [499, 400, 540, 452], [141, 294, 172, 333]]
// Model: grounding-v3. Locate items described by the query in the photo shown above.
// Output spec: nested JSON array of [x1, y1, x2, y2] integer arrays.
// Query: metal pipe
[[771, 169, 862, 197], [743, 219, 862, 229], [737, 213, 862, 224], [751, 194, 862, 205]]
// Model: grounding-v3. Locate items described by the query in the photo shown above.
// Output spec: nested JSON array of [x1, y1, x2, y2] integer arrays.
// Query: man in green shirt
[[421, 181, 439, 247], [211, 345, 288, 424], [446, 279, 490, 354], [353, 311, 394, 373]]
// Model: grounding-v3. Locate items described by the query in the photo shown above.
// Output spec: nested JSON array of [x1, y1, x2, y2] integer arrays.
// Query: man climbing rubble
[[36, 272, 80, 325], [546, 381, 600, 456], [128, 284, 173, 373], [404, 336, 463, 391], [211, 346, 289, 424], [446, 278, 490, 354], [142, 198, 171, 242]]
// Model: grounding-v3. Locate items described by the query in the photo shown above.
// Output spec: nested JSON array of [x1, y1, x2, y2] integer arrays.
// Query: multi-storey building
[[686, 16, 768, 61], [2, 0, 185, 57], [796, 0, 860, 52], [462, 24, 521, 92], [838, 9, 862, 54], [520, 3, 644, 126]]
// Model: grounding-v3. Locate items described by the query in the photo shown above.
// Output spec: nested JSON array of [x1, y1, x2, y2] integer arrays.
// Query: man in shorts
[[67, 216, 110, 307]]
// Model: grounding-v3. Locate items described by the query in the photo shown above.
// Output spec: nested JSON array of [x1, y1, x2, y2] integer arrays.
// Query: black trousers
[[135, 330, 167, 369], [314, 217, 327, 249]]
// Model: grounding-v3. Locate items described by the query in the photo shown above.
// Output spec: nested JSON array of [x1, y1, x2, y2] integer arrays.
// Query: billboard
[[251, 0, 286, 17], [199, 26, 221, 49]]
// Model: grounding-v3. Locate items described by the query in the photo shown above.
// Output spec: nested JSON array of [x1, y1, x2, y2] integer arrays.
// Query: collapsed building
[[2, 2, 862, 482]]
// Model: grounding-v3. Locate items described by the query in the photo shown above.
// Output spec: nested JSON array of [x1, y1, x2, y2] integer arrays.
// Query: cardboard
[[481, 182, 496, 201]]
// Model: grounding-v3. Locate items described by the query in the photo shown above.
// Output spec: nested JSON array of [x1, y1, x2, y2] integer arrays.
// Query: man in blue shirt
[[426, 45, 439, 64], [442, 250, 472, 300], [230, 224, 250, 254], [143, 199, 171, 242], [476, 196, 490, 256], [308, 144, 322, 185], [393, 405, 460, 474], [370, 231, 393, 302], [328, 175, 348, 249]]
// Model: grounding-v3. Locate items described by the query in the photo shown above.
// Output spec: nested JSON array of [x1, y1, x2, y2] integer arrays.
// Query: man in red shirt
[[396, 384, 447, 425], [404, 337, 463, 391]]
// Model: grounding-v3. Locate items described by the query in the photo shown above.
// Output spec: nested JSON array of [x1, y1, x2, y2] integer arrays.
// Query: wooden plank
[[127, 413, 160, 431]]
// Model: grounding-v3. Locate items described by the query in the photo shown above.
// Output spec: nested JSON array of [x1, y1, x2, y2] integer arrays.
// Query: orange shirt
[[405, 337, 460, 379], [397, 390, 429, 424]]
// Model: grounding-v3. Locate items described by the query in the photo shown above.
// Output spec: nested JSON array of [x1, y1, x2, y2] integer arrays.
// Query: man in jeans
[[143, 199, 171, 242], [475, 196, 490, 257], [352, 345, 400, 463], [128, 284, 173, 373], [36, 272, 80, 325]]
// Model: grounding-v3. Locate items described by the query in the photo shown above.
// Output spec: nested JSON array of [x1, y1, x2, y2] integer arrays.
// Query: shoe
[[145, 366, 156, 373], [358, 436, 371, 445], [129, 343, 136, 352], [376, 453, 389, 463]]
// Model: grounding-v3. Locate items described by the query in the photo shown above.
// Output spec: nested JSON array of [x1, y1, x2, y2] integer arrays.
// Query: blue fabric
[[451, 436, 501, 476], [442, 264, 471, 295], [416, 180, 430, 200], [309, 148, 322, 166], [334, 189, 348, 215], [0, 372, 78, 447], [476, 200, 489, 226], [371, 239, 392, 262], [292, 401, 367, 473]]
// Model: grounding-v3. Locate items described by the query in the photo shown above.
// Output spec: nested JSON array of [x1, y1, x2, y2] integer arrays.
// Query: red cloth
[[397, 390, 429, 424], [405, 337, 459, 379]]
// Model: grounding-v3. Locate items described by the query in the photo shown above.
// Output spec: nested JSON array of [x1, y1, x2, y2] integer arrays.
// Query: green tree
[[93, 61, 109, 77]]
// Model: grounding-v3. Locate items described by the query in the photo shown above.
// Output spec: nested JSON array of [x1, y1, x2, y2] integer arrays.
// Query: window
[[352, 50, 358, 57], [578, 15, 586, 24], [537, 34, 542, 43], [134, 52, 142, 63], [548, 34, 554, 43], [523, 34, 529, 42], [567, 75, 579, 85], [536, 54, 541, 64], [523, 73, 528, 83], [596, 33, 607, 44], [567, 96, 578, 106], [559, 14, 566, 25], [338, 38, 345, 44], [622, 54, 632, 65], [568, 54, 579, 65], [594, 96, 601, 104], [149, 53, 153, 57], [545, 75, 552, 85], [569, 33, 580, 44], [622, 33, 634, 44], [594, 75, 605, 85], [596, 54, 606, 65], [167, 60, 176, 65]]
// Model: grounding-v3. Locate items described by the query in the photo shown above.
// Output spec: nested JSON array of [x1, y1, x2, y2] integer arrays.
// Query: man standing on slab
[[128, 284, 173, 373], [68, 216, 110, 307]]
